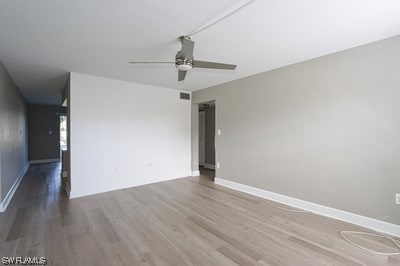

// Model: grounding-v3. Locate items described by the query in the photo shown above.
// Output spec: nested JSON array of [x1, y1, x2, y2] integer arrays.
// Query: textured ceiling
[[1, 0, 400, 104]]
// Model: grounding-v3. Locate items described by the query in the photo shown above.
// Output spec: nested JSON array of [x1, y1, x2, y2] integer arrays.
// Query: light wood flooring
[[0, 163, 399, 265]]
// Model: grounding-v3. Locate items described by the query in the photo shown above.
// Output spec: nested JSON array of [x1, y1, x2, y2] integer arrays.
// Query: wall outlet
[[217, 129, 221, 136], [217, 163, 220, 168], [396, 193, 400, 205]]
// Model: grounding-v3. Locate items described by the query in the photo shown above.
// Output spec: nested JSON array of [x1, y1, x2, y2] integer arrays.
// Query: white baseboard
[[191, 171, 200, 176], [215, 177, 400, 237], [204, 164, 215, 170], [29, 158, 60, 164], [0, 163, 29, 212]]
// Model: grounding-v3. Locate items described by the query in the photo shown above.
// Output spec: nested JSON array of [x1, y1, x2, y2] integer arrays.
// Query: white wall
[[69, 73, 191, 198]]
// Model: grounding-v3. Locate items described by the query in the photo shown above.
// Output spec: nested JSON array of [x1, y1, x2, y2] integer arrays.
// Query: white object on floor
[[340, 231, 400, 256]]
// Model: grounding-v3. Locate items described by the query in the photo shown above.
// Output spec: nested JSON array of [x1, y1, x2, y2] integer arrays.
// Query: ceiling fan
[[129, 36, 237, 82]]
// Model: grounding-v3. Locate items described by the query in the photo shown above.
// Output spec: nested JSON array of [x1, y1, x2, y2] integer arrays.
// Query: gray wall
[[28, 104, 66, 161], [192, 35, 400, 225], [0, 61, 28, 202], [205, 106, 215, 166]]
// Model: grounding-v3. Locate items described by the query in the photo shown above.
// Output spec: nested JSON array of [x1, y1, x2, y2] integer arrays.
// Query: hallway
[[0, 163, 68, 256]]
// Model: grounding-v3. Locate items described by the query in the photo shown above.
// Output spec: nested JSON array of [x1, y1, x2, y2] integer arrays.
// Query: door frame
[[198, 110, 206, 166]]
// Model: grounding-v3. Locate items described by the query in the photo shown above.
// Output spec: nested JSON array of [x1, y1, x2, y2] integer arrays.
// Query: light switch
[[49, 130, 53, 135], [217, 129, 221, 136]]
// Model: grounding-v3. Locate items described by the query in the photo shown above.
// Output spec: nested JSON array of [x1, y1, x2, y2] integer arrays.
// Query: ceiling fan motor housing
[[175, 51, 193, 71]]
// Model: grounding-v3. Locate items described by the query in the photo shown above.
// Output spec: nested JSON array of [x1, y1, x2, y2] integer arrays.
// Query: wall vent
[[180, 92, 190, 100]]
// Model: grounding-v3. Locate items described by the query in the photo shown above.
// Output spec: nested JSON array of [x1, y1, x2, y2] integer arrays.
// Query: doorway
[[60, 115, 67, 152], [199, 102, 216, 181]]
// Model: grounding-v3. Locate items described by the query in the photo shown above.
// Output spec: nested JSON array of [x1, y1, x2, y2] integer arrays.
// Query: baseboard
[[204, 164, 215, 170], [191, 171, 200, 176], [29, 158, 60, 164], [215, 177, 400, 237], [0, 163, 29, 212]]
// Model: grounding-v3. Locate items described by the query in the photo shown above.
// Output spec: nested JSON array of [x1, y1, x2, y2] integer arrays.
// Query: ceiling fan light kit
[[175, 61, 193, 71]]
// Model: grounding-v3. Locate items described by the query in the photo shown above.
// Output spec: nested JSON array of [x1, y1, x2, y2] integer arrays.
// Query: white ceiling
[[1, 0, 400, 104]]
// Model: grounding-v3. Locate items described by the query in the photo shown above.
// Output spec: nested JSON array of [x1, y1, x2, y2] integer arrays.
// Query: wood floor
[[0, 163, 399, 265]]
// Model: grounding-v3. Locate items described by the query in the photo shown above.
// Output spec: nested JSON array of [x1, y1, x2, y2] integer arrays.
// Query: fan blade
[[129, 61, 174, 64], [193, 60, 236, 70], [181, 38, 194, 59], [178, 70, 187, 81]]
